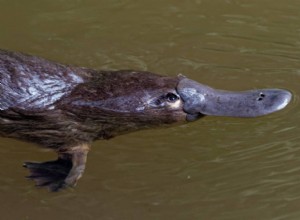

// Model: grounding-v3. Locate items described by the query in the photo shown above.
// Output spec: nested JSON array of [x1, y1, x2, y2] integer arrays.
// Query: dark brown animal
[[0, 50, 291, 191]]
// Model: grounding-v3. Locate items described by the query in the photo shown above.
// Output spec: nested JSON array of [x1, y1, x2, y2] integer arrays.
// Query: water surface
[[0, 1, 300, 219]]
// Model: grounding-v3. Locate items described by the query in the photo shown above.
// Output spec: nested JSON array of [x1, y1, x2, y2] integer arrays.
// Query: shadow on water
[[1, 0, 300, 219]]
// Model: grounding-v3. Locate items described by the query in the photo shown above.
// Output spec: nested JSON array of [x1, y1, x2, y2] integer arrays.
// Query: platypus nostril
[[257, 93, 265, 101]]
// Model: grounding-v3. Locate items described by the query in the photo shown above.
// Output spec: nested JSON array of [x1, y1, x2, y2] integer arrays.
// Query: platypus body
[[0, 50, 292, 191]]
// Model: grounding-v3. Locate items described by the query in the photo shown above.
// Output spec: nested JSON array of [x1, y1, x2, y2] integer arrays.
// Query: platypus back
[[0, 50, 85, 111]]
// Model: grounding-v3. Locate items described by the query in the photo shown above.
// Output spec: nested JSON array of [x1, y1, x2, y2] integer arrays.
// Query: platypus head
[[63, 71, 292, 137], [117, 72, 292, 125]]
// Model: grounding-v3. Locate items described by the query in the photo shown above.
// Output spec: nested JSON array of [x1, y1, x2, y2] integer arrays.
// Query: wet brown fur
[[0, 50, 185, 150], [0, 50, 186, 190]]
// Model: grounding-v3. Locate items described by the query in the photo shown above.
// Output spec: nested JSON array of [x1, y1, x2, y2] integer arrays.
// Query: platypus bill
[[0, 50, 292, 191]]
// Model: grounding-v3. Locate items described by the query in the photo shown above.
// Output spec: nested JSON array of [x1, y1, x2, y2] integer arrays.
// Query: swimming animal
[[0, 50, 292, 191]]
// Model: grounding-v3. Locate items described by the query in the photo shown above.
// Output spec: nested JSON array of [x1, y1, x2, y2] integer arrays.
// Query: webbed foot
[[24, 159, 72, 191], [24, 144, 90, 191]]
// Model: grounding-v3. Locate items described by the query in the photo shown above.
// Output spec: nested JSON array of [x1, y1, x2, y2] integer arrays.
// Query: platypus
[[0, 50, 292, 191]]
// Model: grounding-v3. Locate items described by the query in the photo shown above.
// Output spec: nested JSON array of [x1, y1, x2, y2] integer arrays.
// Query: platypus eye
[[150, 93, 180, 108], [165, 93, 179, 102]]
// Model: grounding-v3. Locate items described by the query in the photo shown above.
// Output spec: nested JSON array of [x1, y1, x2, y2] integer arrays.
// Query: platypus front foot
[[24, 158, 72, 191], [24, 144, 90, 191]]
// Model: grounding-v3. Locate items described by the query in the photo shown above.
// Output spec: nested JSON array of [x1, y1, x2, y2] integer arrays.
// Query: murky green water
[[1, 0, 300, 219]]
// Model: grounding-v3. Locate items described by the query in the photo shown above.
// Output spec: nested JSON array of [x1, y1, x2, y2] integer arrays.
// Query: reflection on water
[[1, 0, 300, 219]]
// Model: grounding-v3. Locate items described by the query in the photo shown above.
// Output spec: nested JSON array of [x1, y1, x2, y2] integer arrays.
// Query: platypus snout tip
[[266, 89, 292, 112]]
